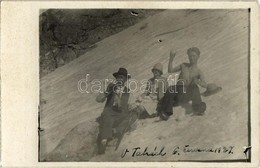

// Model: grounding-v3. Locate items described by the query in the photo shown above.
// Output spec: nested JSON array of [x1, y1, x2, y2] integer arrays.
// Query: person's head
[[187, 47, 200, 65], [115, 75, 127, 86], [113, 67, 130, 86], [152, 69, 162, 78], [152, 63, 163, 78]]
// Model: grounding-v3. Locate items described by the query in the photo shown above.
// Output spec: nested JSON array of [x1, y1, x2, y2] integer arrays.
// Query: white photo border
[[1, 1, 259, 167]]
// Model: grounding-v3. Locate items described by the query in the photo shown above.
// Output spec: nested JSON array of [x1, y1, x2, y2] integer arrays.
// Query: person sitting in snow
[[96, 67, 139, 154], [158, 47, 207, 120], [136, 63, 168, 119]]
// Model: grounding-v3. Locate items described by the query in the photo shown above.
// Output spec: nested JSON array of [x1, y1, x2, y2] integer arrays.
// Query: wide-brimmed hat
[[152, 63, 163, 75], [201, 83, 222, 97], [113, 67, 131, 79]]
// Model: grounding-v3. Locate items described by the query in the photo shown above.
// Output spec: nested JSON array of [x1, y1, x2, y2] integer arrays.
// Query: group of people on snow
[[95, 47, 222, 154]]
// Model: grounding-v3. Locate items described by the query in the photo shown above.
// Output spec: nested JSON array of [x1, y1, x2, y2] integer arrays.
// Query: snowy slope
[[40, 9, 249, 161]]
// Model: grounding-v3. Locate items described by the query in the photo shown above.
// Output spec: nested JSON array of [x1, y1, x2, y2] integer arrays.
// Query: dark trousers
[[99, 110, 125, 140], [157, 84, 202, 115], [97, 109, 138, 154], [98, 109, 138, 140]]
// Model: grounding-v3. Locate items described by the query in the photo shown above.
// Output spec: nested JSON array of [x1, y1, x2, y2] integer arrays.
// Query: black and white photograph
[[38, 8, 253, 162]]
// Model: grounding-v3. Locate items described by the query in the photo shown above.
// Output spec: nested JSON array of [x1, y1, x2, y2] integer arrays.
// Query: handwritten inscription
[[121, 145, 234, 158], [121, 146, 166, 158]]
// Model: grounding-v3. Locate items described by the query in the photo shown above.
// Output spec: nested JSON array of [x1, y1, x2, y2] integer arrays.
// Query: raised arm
[[168, 50, 181, 73]]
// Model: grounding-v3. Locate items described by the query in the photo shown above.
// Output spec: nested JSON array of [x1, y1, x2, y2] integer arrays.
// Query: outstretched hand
[[104, 83, 115, 95]]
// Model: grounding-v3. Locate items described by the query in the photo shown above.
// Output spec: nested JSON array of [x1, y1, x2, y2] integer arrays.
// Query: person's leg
[[114, 112, 138, 135], [190, 84, 202, 105], [157, 85, 178, 120], [176, 84, 189, 104], [99, 112, 114, 141], [190, 84, 206, 115], [97, 132, 106, 154], [97, 111, 118, 154]]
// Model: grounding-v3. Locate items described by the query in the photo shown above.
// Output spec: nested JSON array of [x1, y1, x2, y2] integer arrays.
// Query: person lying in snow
[[136, 63, 168, 119], [157, 47, 208, 120], [96, 68, 139, 154]]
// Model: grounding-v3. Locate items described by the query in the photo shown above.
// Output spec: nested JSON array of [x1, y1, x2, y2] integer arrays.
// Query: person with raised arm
[[158, 47, 208, 120]]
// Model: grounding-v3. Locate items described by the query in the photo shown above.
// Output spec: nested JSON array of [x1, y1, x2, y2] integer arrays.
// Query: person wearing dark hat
[[96, 67, 138, 154], [158, 47, 208, 120], [136, 63, 168, 119]]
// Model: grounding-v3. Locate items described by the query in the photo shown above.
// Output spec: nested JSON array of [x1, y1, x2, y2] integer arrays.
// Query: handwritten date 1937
[[121, 145, 235, 158]]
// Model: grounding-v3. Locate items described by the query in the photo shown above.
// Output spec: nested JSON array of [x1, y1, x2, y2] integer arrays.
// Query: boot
[[159, 111, 169, 121], [97, 134, 106, 154], [192, 102, 206, 116]]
